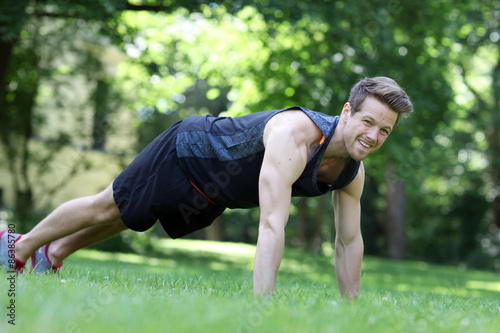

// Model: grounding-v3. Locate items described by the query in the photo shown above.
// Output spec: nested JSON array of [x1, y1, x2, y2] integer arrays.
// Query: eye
[[381, 129, 390, 136], [363, 119, 372, 125]]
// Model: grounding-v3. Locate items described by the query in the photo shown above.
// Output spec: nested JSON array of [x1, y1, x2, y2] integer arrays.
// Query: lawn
[[1, 238, 499, 333]]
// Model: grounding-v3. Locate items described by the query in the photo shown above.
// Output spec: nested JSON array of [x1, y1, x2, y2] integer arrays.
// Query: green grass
[[1, 239, 499, 333]]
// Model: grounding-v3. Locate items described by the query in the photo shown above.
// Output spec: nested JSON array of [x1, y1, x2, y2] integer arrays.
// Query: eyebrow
[[365, 115, 394, 132]]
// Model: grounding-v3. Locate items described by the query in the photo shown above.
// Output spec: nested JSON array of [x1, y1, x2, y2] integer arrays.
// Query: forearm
[[253, 226, 285, 297], [334, 234, 363, 301]]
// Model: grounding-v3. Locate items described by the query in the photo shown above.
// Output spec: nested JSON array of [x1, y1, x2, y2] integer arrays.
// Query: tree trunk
[[312, 195, 326, 253], [298, 197, 308, 249], [15, 189, 33, 223], [206, 216, 224, 241], [490, 51, 500, 227], [91, 78, 110, 150], [0, 39, 14, 102], [493, 196, 500, 228], [0, 1, 27, 106], [385, 163, 407, 260]]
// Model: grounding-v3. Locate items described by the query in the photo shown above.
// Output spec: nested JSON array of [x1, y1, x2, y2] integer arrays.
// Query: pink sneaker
[[30, 243, 63, 274]]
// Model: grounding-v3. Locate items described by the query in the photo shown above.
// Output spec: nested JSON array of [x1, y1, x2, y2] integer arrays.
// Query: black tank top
[[176, 106, 360, 208]]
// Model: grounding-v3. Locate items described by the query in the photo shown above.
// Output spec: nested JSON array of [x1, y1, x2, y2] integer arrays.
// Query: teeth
[[359, 140, 371, 148]]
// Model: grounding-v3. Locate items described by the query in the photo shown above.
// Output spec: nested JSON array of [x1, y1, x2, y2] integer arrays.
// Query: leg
[[47, 219, 128, 267], [14, 183, 120, 263]]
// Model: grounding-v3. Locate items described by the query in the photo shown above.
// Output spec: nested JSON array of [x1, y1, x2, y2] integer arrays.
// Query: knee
[[96, 204, 121, 225]]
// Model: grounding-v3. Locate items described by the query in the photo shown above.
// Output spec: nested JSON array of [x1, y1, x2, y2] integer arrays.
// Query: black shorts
[[113, 121, 226, 238]]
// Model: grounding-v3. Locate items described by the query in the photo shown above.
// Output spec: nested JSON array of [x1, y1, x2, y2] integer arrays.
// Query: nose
[[366, 127, 378, 142]]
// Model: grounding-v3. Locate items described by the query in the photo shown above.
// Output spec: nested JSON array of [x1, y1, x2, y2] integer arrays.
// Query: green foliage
[[0, 17, 99, 221], [0, 0, 29, 41]]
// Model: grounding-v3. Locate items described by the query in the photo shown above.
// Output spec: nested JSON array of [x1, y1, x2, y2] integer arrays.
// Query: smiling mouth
[[358, 140, 373, 149]]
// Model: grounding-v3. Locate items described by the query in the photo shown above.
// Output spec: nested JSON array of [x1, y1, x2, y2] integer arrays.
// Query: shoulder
[[264, 109, 323, 146]]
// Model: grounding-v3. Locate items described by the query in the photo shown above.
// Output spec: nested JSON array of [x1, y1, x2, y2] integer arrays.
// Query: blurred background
[[0, 0, 498, 271]]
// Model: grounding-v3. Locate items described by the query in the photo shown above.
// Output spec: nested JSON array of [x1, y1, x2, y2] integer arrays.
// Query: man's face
[[341, 96, 398, 161]]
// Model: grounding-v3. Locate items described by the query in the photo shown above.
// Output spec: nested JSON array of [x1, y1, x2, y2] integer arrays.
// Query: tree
[[452, 1, 500, 227], [0, 17, 106, 222], [0, 0, 236, 222]]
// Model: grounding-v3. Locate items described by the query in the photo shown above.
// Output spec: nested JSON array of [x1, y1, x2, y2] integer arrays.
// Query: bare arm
[[333, 162, 365, 301], [253, 115, 311, 297]]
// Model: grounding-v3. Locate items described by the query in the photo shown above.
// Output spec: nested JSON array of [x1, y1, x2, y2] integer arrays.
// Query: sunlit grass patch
[[154, 238, 256, 271], [466, 280, 500, 293], [156, 238, 256, 257]]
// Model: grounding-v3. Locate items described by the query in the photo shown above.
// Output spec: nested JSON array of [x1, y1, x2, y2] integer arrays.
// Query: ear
[[341, 103, 351, 122]]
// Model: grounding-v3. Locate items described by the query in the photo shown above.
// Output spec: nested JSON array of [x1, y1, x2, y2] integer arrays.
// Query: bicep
[[259, 127, 308, 227]]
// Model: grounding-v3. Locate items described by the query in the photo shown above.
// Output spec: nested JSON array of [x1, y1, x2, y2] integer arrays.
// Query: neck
[[317, 121, 350, 181], [324, 119, 349, 160]]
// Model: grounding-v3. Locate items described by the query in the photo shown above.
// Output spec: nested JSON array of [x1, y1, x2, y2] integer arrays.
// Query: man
[[0, 76, 412, 300]]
